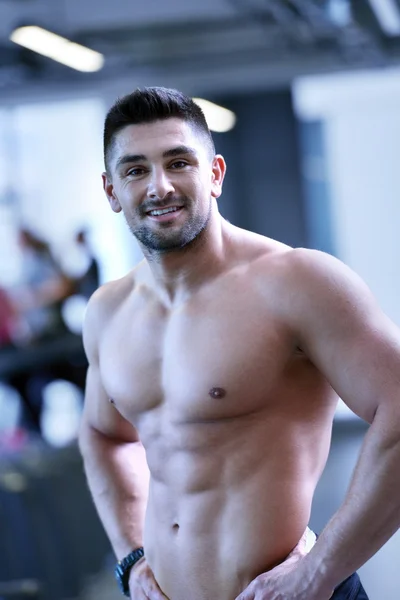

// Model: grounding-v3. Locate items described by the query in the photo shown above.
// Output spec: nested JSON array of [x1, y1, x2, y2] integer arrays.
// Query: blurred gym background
[[0, 1, 399, 598]]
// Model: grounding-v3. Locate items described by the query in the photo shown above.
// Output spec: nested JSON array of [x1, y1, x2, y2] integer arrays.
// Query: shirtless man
[[79, 87, 400, 600]]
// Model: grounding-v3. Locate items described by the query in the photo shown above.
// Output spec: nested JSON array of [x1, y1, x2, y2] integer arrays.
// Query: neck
[[139, 207, 232, 304]]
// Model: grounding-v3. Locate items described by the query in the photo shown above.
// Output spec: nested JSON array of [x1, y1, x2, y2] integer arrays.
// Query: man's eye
[[127, 167, 146, 176], [170, 161, 188, 169]]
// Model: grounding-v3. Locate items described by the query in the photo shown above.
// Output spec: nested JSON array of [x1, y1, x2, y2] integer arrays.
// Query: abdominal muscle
[[142, 418, 325, 600]]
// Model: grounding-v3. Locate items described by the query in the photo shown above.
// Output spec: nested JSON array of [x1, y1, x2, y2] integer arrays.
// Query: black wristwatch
[[114, 547, 145, 597]]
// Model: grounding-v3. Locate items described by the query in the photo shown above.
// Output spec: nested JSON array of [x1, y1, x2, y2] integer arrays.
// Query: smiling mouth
[[147, 206, 182, 217]]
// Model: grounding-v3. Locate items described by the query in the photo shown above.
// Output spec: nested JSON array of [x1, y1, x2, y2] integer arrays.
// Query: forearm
[[305, 403, 400, 589], [79, 424, 149, 559]]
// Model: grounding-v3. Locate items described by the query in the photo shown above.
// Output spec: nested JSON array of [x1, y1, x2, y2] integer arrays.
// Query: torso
[[98, 230, 338, 600]]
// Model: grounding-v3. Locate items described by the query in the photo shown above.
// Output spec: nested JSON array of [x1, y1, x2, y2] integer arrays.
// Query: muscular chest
[[99, 291, 292, 424]]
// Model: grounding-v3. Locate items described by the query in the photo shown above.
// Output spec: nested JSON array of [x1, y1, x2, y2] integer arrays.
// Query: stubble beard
[[124, 197, 212, 254]]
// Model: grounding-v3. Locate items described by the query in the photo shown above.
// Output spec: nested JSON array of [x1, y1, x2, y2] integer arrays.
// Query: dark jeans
[[332, 572, 369, 599]]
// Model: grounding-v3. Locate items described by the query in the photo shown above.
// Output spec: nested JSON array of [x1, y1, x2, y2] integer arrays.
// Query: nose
[[147, 168, 175, 200]]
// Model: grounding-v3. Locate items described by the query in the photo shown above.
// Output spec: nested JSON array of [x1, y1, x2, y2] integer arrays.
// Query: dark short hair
[[103, 86, 215, 173]]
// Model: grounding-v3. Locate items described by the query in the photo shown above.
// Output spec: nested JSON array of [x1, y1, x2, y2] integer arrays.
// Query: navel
[[209, 387, 226, 399]]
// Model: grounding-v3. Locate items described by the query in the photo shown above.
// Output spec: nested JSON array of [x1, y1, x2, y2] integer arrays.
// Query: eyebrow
[[115, 145, 198, 170], [163, 145, 197, 159], [116, 154, 146, 169]]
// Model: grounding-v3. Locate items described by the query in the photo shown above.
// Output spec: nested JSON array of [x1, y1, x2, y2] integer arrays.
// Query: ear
[[210, 155, 226, 199], [102, 172, 122, 213]]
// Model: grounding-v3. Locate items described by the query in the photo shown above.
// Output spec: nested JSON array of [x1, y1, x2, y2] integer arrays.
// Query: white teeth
[[150, 207, 180, 216]]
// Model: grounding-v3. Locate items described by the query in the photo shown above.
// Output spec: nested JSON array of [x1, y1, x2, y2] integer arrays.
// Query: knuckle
[[252, 577, 263, 589]]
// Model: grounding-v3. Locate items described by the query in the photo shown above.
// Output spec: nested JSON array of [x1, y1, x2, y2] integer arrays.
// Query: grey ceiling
[[0, 0, 399, 98]]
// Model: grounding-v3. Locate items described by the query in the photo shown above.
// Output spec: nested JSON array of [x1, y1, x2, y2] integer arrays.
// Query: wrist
[[115, 547, 145, 597], [129, 554, 146, 580], [299, 550, 337, 596]]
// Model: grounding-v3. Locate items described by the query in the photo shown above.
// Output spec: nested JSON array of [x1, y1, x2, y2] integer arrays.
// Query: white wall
[[294, 67, 400, 326], [0, 97, 143, 286], [294, 67, 400, 600]]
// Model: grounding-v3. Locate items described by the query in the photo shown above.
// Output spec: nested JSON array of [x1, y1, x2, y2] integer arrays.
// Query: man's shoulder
[[256, 246, 368, 323], [274, 247, 353, 286], [83, 269, 139, 337], [254, 245, 341, 280], [248, 245, 352, 309], [89, 273, 134, 313]]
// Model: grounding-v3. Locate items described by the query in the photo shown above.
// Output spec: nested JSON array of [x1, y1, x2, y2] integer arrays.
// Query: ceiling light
[[193, 98, 236, 133], [369, 0, 400, 36], [326, 0, 352, 27], [10, 26, 104, 72]]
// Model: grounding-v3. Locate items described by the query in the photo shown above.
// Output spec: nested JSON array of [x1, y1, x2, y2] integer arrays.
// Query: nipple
[[209, 387, 226, 399]]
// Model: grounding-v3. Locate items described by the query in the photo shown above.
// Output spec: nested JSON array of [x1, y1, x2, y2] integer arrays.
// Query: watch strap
[[115, 547, 145, 597]]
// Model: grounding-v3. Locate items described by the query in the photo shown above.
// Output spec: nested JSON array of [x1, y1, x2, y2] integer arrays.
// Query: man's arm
[[78, 287, 149, 559], [287, 248, 400, 591]]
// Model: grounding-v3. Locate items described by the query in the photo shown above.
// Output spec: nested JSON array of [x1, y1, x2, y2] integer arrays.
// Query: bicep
[[81, 289, 140, 444], [290, 251, 400, 423], [81, 364, 140, 443]]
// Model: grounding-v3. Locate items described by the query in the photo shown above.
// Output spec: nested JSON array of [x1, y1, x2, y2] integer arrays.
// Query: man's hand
[[235, 528, 334, 600], [129, 557, 170, 599]]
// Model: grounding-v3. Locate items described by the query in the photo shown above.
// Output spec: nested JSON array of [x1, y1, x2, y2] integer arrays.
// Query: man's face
[[103, 118, 225, 253]]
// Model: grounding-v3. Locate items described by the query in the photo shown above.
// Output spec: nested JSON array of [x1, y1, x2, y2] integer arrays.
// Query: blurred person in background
[[79, 87, 400, 600], [0, 287, 14, 346], [13, 227, 74, 341], [2, 228, 77, 435], [0, 286, 26, 347], [73, 228, 100, 300]]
